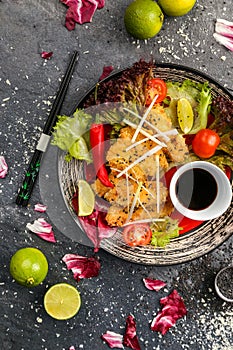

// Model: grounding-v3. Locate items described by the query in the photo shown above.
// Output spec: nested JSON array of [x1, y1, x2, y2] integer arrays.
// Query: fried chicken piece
[[119, 126, 144, 140], [107, 129, 168, 178], [128, 195, 174, 223], [105, 205, 128, 227], [105, 179, 171, 227], [91, 178, 111, 198], [143, 181, 168, 209], [104, 178, 133, 206], [163, 134, 189, 163], [147, 105, 173, 132], [159, 197, 174, 217]]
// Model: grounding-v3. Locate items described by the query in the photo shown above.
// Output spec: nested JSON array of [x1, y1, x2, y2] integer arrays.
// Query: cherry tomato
[[145, 78, 167, 105], [192, 129, 220, 158], [123, 224, 152, 247]]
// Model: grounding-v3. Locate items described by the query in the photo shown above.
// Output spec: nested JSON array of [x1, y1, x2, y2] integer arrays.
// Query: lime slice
[[78, 179, 95, 216], [177, 98, 194, 134], [44, 283, 81, 320]]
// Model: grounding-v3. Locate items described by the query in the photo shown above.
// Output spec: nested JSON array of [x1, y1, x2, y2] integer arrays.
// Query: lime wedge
[[177, 98, 194, 134], [44, 283, 81, 320], [78, 179, 95, 216]]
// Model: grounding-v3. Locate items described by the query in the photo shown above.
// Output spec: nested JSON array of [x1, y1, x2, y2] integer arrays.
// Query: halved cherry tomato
[[123, 224, 152, 247], [192, 129, 220, 158], [145, 78, 167, 106]]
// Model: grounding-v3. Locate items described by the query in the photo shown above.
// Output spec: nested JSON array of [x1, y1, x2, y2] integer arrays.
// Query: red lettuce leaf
[[62, 253, 100, 281], [143, 278, 166, 292], [151, 289, 187, 335], [123, 315, 141, 350]]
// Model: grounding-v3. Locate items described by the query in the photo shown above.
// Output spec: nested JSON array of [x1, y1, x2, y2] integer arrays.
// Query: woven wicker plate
[[41, 63, 233, 265]]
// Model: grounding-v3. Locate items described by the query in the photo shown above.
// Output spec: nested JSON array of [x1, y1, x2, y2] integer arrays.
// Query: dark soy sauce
[[175, 168, 218, 210]]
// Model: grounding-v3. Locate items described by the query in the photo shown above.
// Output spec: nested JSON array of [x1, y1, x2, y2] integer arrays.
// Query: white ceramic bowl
[[169, 161, 232, 221]]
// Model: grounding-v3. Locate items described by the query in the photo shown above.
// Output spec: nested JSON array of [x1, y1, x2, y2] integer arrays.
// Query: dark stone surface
[[0, 0, 232, 349]]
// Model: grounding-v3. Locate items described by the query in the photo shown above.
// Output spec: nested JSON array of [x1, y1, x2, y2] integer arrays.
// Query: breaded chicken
[[105, 205, 128, 227], [104, 180, 170, 227], [107, 128, 168, 177], [91, 178, 110, 198], [163, 134, 189, 163], [147, 105, 173, 132], [91, 105, 188, 228]]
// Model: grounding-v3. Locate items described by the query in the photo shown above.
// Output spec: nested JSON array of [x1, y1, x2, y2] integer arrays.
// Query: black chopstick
[[16, 50, 79, 206]]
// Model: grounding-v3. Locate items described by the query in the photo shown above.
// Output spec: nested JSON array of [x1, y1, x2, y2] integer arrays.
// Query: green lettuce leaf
[[51, 109, 93, 162], [165, 80, 212, 134], [150, 217, 182, 248]]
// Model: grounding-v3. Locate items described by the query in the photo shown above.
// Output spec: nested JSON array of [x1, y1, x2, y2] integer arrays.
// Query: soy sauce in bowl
[[169, 161, 232, 221], [175, 168, 218, 210]]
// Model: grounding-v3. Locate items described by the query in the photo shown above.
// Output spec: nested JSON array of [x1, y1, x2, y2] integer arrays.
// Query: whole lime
[[124, 0, 164, 40], [10, 247, 48, 287], [158, 0, 196, 16]]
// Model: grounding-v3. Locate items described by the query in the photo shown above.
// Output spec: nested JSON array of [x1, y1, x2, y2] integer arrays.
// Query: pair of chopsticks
[[16, 50, 79, 206]]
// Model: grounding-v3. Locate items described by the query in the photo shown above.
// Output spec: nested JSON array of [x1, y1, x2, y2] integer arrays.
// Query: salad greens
[[165, 80, 212, 134], [51, 109, 92, 162], [150, 218, 182, 248]]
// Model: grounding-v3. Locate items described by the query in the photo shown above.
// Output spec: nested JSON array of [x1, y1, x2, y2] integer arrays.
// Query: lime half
[[44, 283, 81, 320], [177, 98, 194, 134], [78, 179, 95, 216]]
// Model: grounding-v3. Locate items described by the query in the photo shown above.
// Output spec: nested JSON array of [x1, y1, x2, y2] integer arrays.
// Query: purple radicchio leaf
[[34, 203, 47, 213], [151, 289, 187, 335], [61, 0, 105, 31], [101, 331, 124, 349], [0, 156, 8, 178], [41, 51, 53, 59], [99, 66, 114, 81], [26, 218, 56, 242], [72, 191, 116, 252], [123, 315, 141, 350], [62, 253, 101, 281], [143, 278, 166, 292]]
